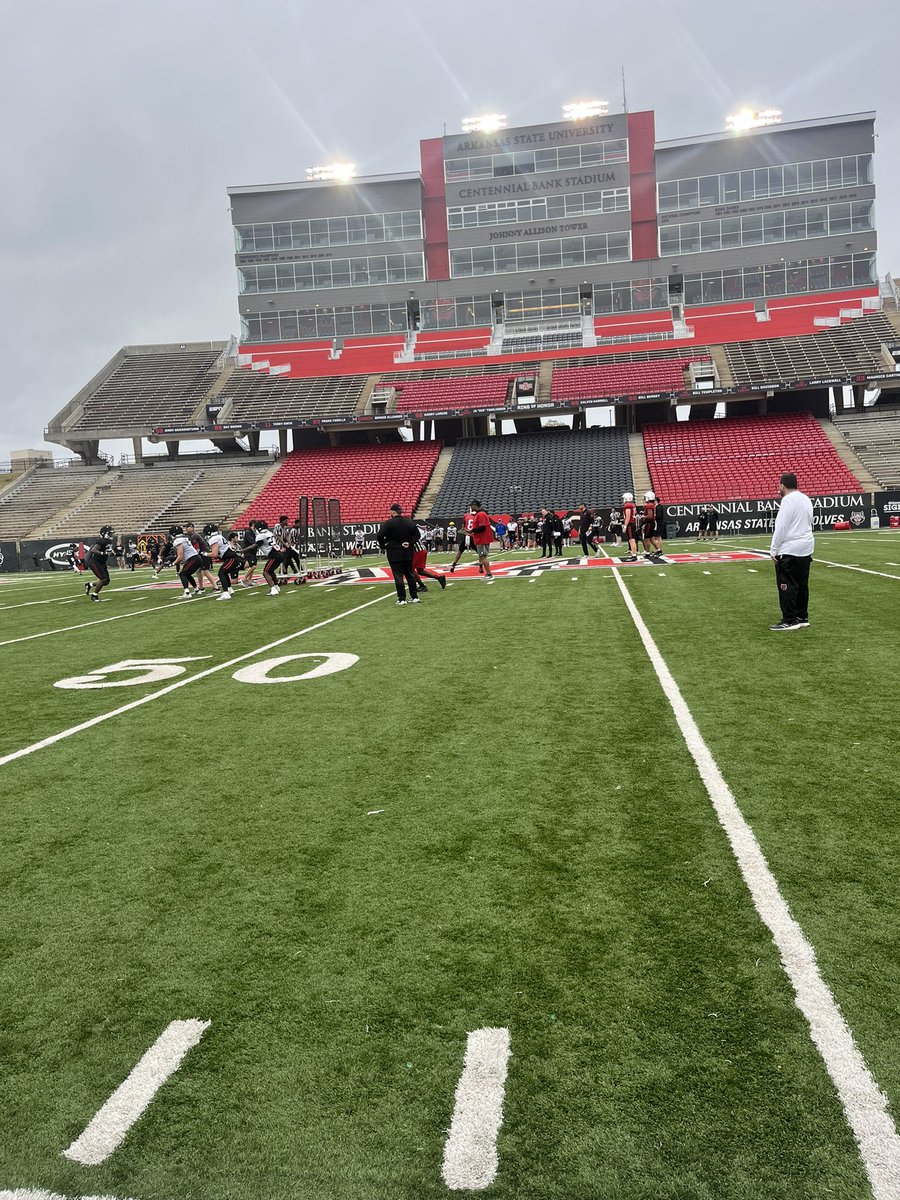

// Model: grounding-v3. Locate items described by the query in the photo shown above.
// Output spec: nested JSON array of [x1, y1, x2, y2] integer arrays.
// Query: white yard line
[[62, 1019, 209, 1166], [0, 602, 185, 648], [0, 593, 391, 768], [0, 582, 155, 612], [0, 1191, 137, 1199], [609, 566, 900, 1200], [732, 547, 900, 582], [442, 1028, 511, 1191]]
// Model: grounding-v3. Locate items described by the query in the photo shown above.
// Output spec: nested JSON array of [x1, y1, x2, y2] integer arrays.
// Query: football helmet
[[622, 492, 634, 503], [644, 491, 656, 502]]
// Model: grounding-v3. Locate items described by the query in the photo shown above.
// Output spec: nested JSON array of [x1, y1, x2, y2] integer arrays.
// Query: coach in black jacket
[[377, 504, 420, 605]]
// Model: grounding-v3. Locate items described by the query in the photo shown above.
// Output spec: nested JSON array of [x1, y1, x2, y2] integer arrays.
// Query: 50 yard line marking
[[0, 592, 391, 768], [610, 567, 900, 1200]]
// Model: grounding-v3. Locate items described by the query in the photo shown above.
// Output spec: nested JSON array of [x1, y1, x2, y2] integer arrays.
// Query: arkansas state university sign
[[665, 493, 877, 537]]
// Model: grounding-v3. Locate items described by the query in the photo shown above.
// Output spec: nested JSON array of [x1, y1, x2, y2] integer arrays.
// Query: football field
[[1, 532, 899, 1200]]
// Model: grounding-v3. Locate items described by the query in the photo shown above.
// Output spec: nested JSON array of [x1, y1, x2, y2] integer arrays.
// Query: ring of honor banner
[[327, 498, 342, 560], [297, 496, 309, 559]]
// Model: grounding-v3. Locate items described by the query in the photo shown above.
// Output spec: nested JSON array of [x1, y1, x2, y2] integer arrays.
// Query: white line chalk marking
[[0, 1190, 137, 1199], [442, 1027, 511, 1191], [0, 603, 187, 649], [62, 1019, 209, 1166], [610, 566, 900, 1200], [733, 547, 900, 582], [0, 593, 390, 768]]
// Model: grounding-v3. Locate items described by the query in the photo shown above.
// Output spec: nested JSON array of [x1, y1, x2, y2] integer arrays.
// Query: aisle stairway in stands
[[415, 447, 455, 519], [239, 441, 442, 525], [643, 413, 862, 502]]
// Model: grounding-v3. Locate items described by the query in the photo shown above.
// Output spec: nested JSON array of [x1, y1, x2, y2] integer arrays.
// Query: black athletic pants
[[218, 553, 239, 591], [541, 534, 554, 557], [580, 532, 597, 556], [775, 554, 811, 624], [389, 558, 418, 601], [179, 557, 203, 589]]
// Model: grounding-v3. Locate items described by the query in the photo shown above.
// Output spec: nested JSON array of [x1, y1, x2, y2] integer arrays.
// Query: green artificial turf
[[0, 537, 898, 1199]]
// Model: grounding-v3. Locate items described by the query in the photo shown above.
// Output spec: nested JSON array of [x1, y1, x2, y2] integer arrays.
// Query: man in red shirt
[[620, 491, 639, 562], [464, 500, 494, 581]]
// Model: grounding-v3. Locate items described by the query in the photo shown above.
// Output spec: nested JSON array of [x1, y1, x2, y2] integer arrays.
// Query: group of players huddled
[[81, 516, 309, 602]]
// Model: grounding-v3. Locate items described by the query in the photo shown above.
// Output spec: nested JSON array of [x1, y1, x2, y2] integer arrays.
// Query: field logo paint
[[55, 657, 210, 690], [232, 652, 359, 684], [63, 1018, 209, 1166], [442, 1027, 511, 1191]]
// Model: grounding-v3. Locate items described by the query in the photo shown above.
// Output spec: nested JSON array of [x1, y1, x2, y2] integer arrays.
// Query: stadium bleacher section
[[386, 375, 512, 414], [724, 312, 897, 387], [239, 441, 442, 525], [429, 428, 633, 519], [38, 459, 274, 537], [643, 413, 862, 503], [551, 358, 702, 402], [221, 369, 368, 423], [833, 409, 900, 488], [0, 464, 109, 537]]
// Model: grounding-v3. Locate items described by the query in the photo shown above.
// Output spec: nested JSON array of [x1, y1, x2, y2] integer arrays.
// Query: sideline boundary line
[[0, 600, 200, 648], [442, 1027, 511, 1190], [610, 566, 900, 1199], [0, 593, 391, 768]]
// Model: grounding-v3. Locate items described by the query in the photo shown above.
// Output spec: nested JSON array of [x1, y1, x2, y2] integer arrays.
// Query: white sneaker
[[396, 599, 407, 606], [410, 597, 420, 604], [216, 591, 232, 600], [269, 585, 280, 596], [183, 588, 192, 598]]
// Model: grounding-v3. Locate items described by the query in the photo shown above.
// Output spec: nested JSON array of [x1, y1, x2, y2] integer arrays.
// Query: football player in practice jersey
[[619, 493, 640, 562], [83, 526, 116, 601], [640, 492, 664, 562], [171, 526, 203, 597], [206, 524, 241, 599]]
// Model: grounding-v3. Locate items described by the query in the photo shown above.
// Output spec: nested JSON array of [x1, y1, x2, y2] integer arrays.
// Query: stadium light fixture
[[562, 100, 609, 121], [306, 162, 358, 182], [725, 108, 783, 133], [461, 114, 508, 134]]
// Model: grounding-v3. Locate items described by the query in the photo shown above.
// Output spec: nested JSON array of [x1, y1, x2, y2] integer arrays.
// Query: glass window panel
[[699, 175, 720, 206], [724, 172, 744, 202], [253, 226, 274, 251], [859, 155, 873, 184], [273, 222, 293, 249], [684, 276, 702, 305], [260, 315, 279, 340], [783, 164, 799, 195], [311, 261, 332, 287], [328, 217, 349, 245], [556, 147, 581, 170], [366, 256, 387, 283], [538, 239, 563, 269], [448, 210, 461, 230], [764, 264, 786, 295], [275, 264, 294, 290], [744, 267, 764, 298], [291, 222, 311, 248], [534, 149, 557, 172], [651, 279, 669, 308], [309, 219, 329, 246], [383, 213, 403, 239], [679, 222, 700, 253], [741, 214, 763, 246], [700, 221, 722, 251], [611, 281, 631, 311], [723, 269, 744, 301], [702, 274, 723, 303], [471, 247, 493, 274], [256, 265, 276, 291], [721, 217, 742, 249], [797, 162, 812, 192], [828, 203, 851, 234], [365, 214, 385, 240], [678, 180, 699, 209], [739, 170, 755, 200], [631, 279, 651, 310], [808, 259, 829, 291], [494, 245, 517, 272], [512, 151, 534, 174], [515, 244, 539, 270], [659, 226, 680, 256], [851, 201, 873, 231], [240, 315, 252, 340], [350, 258, 370, 284], [330, 259, 351, 287], [658, 181, 678, 211], [826, 158, 843, 188], [806, 206, 828, 237], [768, 166, 783, 195], [853, 254, 875, 285], [785, 263, 808, 294], [593, 285, 613, 314], [547, 195, 567, 218], [561, 237, 583, 266], [235, 226, 253, 252], [754, 168, 769, 198], [841, 156, 856, 185], [347, 216, 366, 243], [785, 210, 806, 239], [763, 211, 785, 242], [812, 160, 827, 190], [237, 268, 252, 294]]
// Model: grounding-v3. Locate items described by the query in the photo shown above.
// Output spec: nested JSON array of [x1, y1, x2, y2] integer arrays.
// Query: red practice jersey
[[623, 501, 637, 527]]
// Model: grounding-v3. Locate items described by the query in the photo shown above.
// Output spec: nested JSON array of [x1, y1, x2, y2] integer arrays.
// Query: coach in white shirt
[[769, 472, 814, 631]]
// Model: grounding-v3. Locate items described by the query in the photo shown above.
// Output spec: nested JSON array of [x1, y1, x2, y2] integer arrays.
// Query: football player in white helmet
[[620, 494, 639, 562]]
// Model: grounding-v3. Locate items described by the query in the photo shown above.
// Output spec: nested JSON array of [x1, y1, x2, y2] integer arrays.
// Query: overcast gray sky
[[2, 0, 898, 464]]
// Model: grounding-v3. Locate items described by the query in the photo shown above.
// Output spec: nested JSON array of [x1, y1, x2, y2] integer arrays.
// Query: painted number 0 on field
[[54, 653, 358, 690]]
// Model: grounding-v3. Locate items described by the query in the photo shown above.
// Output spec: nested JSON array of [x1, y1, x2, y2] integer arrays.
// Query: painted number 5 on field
[[53, 653, 358, 690]]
